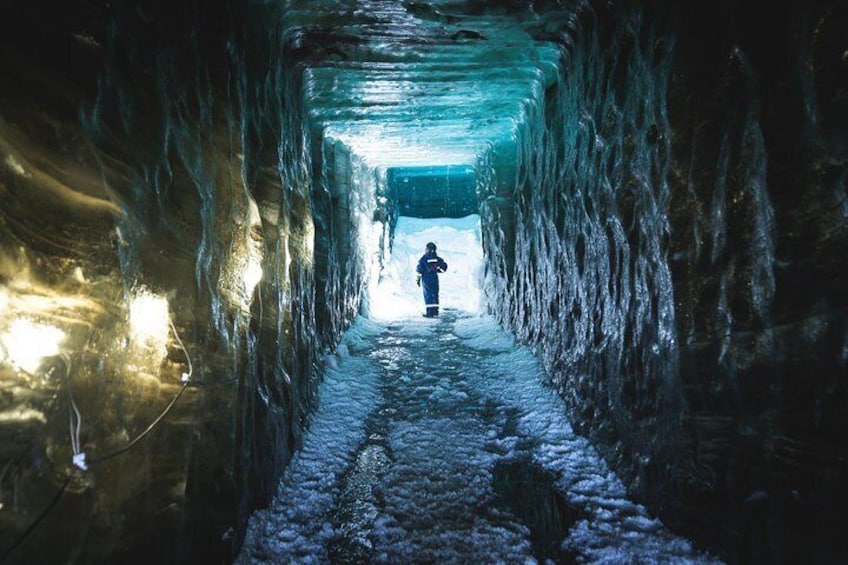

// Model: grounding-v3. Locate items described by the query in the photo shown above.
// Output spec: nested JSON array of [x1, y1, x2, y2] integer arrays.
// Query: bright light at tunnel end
[[367, 215, 485, 321]]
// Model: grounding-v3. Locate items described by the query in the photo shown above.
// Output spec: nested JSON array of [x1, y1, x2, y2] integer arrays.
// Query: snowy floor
[[236, 217, 721, 564], [237, 311, 721, 564]]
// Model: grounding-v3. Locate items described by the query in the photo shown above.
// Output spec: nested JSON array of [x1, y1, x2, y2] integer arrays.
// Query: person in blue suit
[[416, 242, 448, 317]]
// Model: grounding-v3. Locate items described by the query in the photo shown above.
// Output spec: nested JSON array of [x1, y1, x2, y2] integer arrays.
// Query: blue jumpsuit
[[416, 252, 448, 317]]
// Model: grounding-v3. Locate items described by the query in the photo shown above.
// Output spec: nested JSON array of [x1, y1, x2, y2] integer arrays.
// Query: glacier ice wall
[[481, 0, 685, 514], [479, 2, 847, 562], [0, 2, 379, 562]]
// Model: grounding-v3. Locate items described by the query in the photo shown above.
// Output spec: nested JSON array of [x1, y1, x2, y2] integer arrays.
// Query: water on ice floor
[[237, 310, 722, 564]]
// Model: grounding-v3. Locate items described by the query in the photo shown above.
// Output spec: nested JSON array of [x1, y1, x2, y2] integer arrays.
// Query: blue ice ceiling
[[292, 0, 563, 169]]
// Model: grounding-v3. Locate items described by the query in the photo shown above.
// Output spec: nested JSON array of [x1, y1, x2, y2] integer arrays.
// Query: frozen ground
[[236, 218, 722, 564], [237, 312, 722, 564]]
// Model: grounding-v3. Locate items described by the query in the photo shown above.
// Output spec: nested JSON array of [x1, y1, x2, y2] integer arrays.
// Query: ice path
[[238, 310, 721, 564]]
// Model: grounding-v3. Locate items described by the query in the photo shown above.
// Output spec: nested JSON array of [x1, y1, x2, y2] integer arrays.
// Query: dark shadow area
[[492, 458, 582, 564]]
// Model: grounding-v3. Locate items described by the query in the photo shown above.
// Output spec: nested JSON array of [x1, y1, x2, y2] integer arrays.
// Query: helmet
[[426, 242, 436, 252]]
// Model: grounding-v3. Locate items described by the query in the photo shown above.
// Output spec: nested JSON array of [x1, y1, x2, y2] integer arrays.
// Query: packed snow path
[[238, 311, 720, 564]]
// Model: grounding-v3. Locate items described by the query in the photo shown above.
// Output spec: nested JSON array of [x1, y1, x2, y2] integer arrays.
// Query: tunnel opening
[[365, 213, 484, 321]]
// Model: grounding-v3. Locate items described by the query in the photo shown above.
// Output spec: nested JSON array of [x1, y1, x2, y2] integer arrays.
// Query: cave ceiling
[[286, 0, 566, 168]]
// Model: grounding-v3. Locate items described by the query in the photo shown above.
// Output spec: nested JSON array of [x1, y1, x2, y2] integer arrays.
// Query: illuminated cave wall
[[480, 1, 847, 562], [0, 3, 378, 562]]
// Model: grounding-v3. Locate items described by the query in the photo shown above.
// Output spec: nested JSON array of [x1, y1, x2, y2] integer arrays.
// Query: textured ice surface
[[238, 310, 722, 564], [297, 0, 563, 168], [236, 316, 385, 563]]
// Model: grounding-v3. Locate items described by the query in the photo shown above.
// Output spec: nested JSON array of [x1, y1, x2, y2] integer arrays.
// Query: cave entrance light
[[366, 214, 484, 321], [366, 159, 483, 321]]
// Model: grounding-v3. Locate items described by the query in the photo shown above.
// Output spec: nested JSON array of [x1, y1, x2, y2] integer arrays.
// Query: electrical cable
[[64, 354, 86, 470], [85, 379, 190, 466], [169, 317, 193, 383], [1, 316, 195, 559], [87, 317, 193, 465], [0, 474, 74, 562]]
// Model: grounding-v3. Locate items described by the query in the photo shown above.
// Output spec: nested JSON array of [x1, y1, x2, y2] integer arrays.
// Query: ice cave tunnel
[[0, 1, 846, 563]]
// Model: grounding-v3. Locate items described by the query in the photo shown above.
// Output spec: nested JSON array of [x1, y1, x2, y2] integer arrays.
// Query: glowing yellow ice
[[129, 289, 170, 356], [0, 318, 65, 374]]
